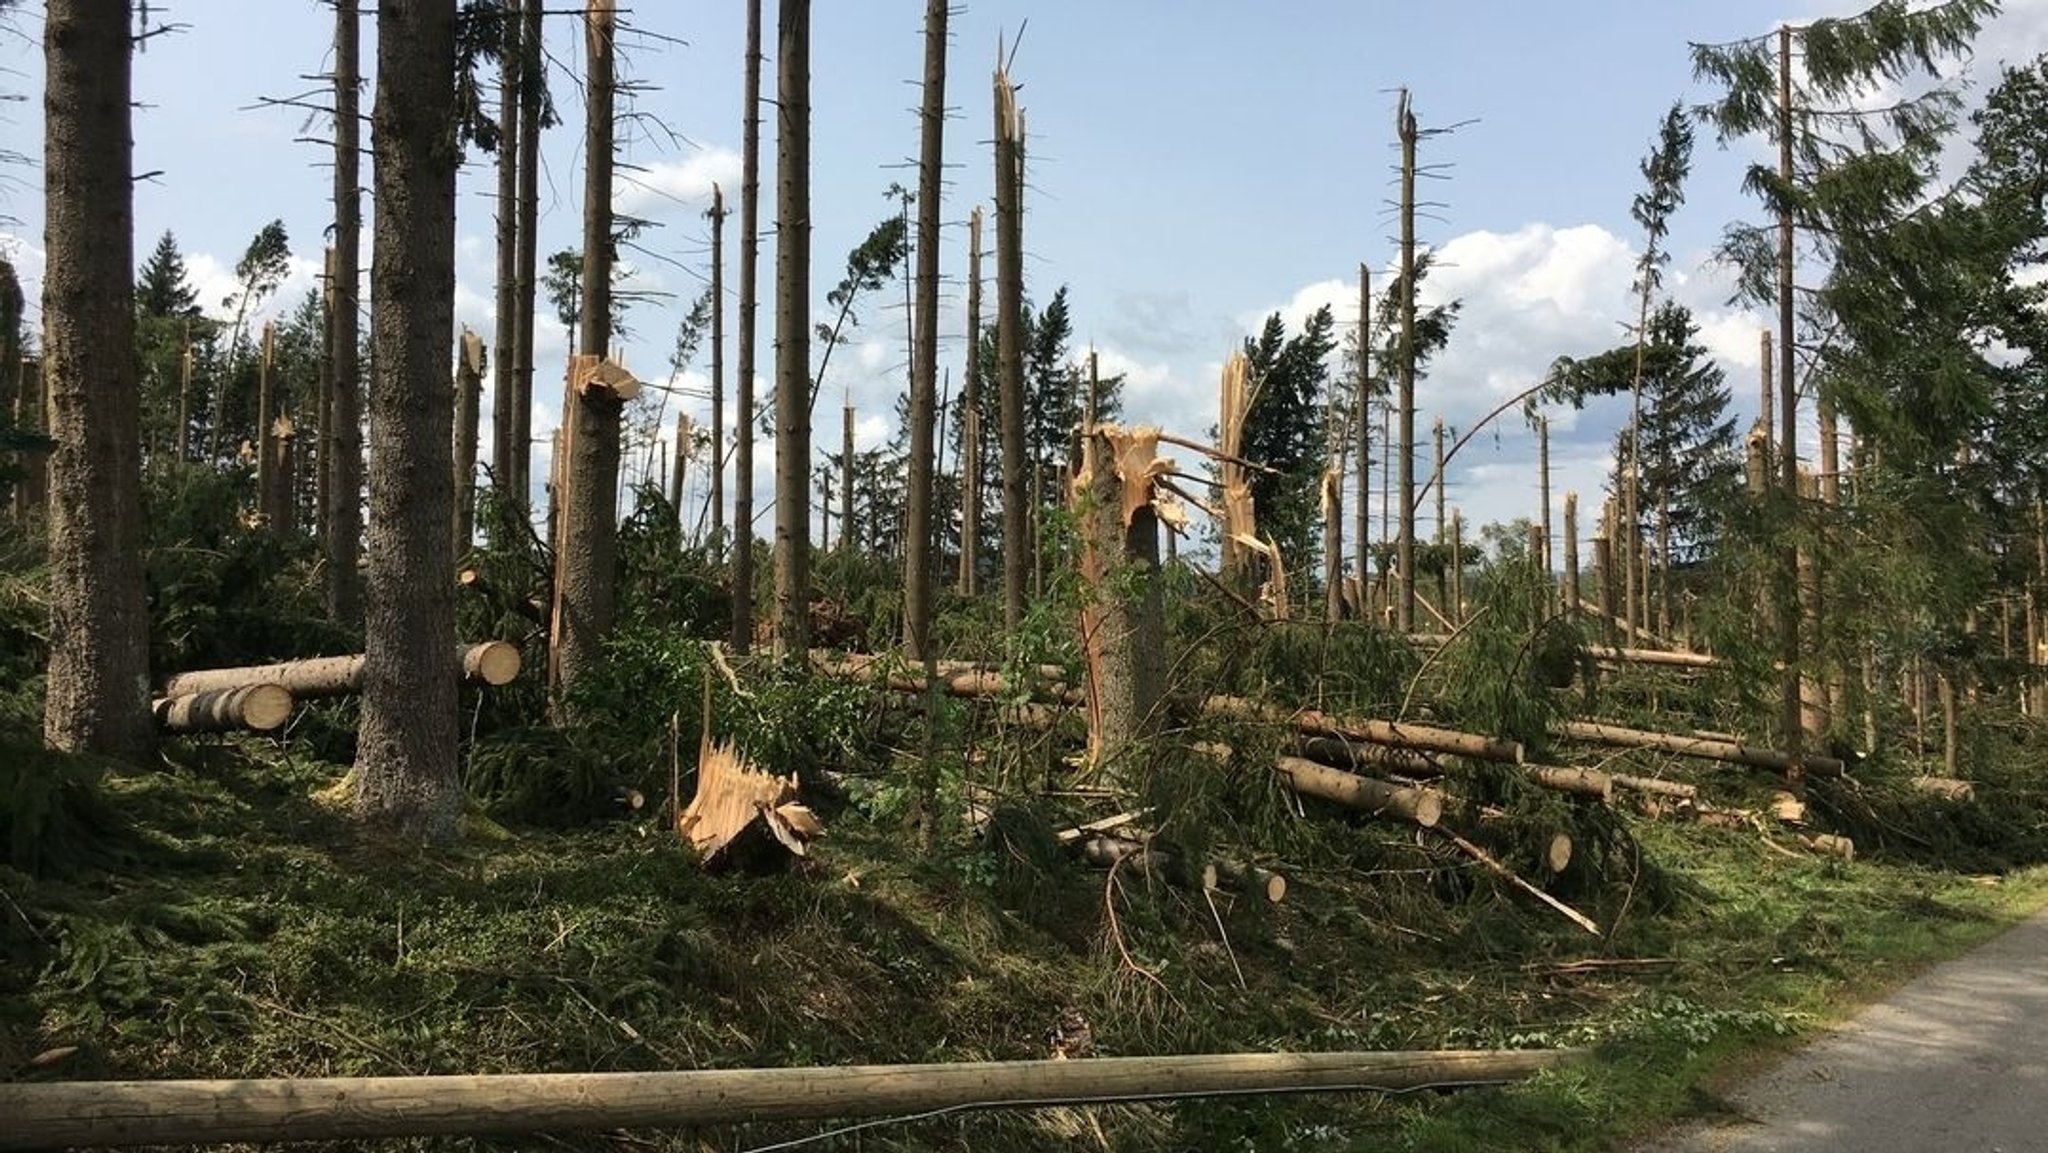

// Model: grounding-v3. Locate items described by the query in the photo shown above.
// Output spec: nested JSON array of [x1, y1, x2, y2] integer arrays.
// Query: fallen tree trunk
[[1910, 776, 1975, 802], [1525, 765, 1612, 802], [1204, 695, 1524, 764], [1296, 735, 1441, 779], [814, 651, 1086, 707], [1410, 633, 1723, 670], [1213, 857, 1289, 903], [1612, 775, 1698, 801], [1557, 721, 1843, 778], [152, 685, 294, 735], [1442, 831, 1598, 935], [1274, 755, 1443, 827], [159, 642, 521, 700], [0, 1050, 1582, 1149], [1440, 800, 1574, 875], [1074, 833, 1214, 890]]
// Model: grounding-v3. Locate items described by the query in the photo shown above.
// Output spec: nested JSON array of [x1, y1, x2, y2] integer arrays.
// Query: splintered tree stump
[[678, 737, 823, 871], [160, 641, 521, 700], [1074, 425, 1170, 774], [153, 684, 295, 734]]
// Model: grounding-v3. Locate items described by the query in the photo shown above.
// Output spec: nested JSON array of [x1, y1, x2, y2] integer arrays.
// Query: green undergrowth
[[5, 735, 2046, 1153]]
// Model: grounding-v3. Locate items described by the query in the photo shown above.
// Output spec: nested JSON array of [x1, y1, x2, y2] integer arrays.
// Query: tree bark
[[959, 207, 984, 597], [1558, 720, 1842, 778], [509, 0, 542, 514], [255, 323, 277, 529], [1202, 695, 1524, 763], [903, 0, 947, 660], [154, 685, 294, 735], [1354, 261, 1372, 596], [453, 330, 483, 551], [1075, 426, 1167, 775], [552, 0, 624, 700], [1776, 25, 1805, 771], [773, 0, 813, 659], [994, 58, 1029, 631], [348, 0, 463, 841], [326, 0, 364, 624], [491, 0, 521, 505], [1275, 756, 1443, 826], [1396, 90, 1418, 633], [709, 184, 727, 553], [731, 0, 763, 651], [41, 0, 154, 760], [163, 642, 519, 700]]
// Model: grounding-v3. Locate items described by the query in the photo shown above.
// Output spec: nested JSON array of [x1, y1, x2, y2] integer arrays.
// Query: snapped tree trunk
[[994, 55, 1029, 631], [509, 0, 542, 514], [731, 0, 763, 651], [552, 0, 625, 701], [709, 184, 727, 552], [958, 207, 984, 597], [773, 0, 814, 659], [326, 0, 365, 624], [490, 0, 521, 506], [1396, 90, 1419, 633], [453, 329, 483, 551], [349, 0, 463, 841], [1075, 425, 1168, 776], [903, 0, 947, 659], [42, 0, 154, 759]]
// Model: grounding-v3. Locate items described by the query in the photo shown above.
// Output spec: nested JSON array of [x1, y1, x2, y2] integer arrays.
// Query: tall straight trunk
[[315, 249, 333, 535], [1563, 492, 1580, 618], [1449, 510, 1464, 626], [327, 0, 365, 624], [256, 323, 277, 530], [1354, 261, 1371, 592], [731, 0, 762, 651], [994, 58, 1029, 631], [840, 401, 854, 553], [552, 0, 624, 699], [1759, 329, 1773, 457], [709, 184, 727, 553], [351, 0, 461, 840], [1396, 91, 1419, 633], [1323, 463, 1343, 625], [1776, 25, 1804, 766], [1537, 414, 1551, 573], [668, 411, 687, 512], [903, 0, 948, 660], [491, 0, 521, 500], [958, 207, 984, 597], [454, 329, 483, 550], [42, 0, 152, 760], [176, 327, 193, 462], [1431, 417, 1445, 546], [510, 0, 542, 514], [772, 0, 813, 658]]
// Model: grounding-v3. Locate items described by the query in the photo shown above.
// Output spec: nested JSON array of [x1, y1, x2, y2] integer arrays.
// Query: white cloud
[[614, 146, 742, 219]]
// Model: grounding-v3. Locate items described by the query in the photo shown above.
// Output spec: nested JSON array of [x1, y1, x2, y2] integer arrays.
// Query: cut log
[[813, 651, 1086, 707], [1439, 800, 1573, 875], [152, 684, 294, 735], [1799, 833, 1855, 861], [1073, 833, 1214, 890], [0, 1049, 1582, 1149], [1296, 735, 1442, 778], [1770, 791, 1807, 825], [1213, 858, 1288, 903], [677, 737, 823, 869], [1542, 832, 1574, 876], [1525, 765, 1612, 802], [1612, 775, 1698, 801], [160, 642, 522, 700], [1274, 755, 1442, 827], [1557, 720, 1843, 778], [1910, 776, 1975, 802], [1204, 695, 1524, 764]]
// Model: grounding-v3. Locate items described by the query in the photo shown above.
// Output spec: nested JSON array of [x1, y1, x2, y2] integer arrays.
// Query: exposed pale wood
[[1296, 735, 1442, 778], [1542, 832, 1573, 876], [678, 735, 822, 867], [160, 642, 520, 700], [1612, 775, 1698, 801], [153, 685, 294, 734], [1771, 790, 1807, 825], [1800, 833, 1855, 861], [1558, 720, 1842, 778], [0, 1049, 1581, 1149], [1275, 755, 1442, 827], [1910, 776, 1975, 802], [1073, 833, 1214, 890], [1213, 858, 1288, 903], [1204, 695, 1524, 764], [1526, 765, 1613, 802], [1054, 810, 1149, 844], [1443, 831, 1599, 935]]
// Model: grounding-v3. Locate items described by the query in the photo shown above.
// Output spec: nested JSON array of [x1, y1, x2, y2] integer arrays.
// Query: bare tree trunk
[[1449, 510, 1464, 627], [1354, 261, 1371, 596], [1323, 463, 1343, 625], [1077, 427, 1166, 775], [176, 327, 193, 463], [491, 0, 521, 505], [731, 0, 763, 652], [840, 400, 854, 554], [453, 329, 483, 551], [1432, 416, 1445, 548], [1563, 493, 1580, 619], [327, 0, 365, 625], [668, 412, 687, 513], [350, 0, 462, 840], [958, 207, 983, 597], [1536, 413, 1550, 573], [42, 0, 153, 760], [772, 0, 813, 658], [1776, 25, 1804, 768], [994, 56, 1029, 631], [903, 0, 948, 660], [256, 324, 282, 531], [551, 0, 624, 701], [709, 184, 727, 554], [1396, 91, 1418, 633], [510, 0, 542, 514]]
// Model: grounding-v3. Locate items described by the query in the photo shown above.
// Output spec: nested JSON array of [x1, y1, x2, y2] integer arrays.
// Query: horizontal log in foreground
[[152, 684, 294, 734], [1557, 721, 1844, 778], [0, 1049, 1580, 1149], [159, 642, 521, 701]]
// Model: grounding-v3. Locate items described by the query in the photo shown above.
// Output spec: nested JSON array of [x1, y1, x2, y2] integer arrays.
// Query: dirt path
[[1638, 908, 2048, 1152]]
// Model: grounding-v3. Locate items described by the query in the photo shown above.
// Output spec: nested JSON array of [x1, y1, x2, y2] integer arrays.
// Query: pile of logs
[[152, 641, 522, 735]]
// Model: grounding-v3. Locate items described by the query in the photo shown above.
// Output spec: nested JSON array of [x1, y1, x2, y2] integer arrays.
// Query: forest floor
[[3, 737, 2046, 1153]]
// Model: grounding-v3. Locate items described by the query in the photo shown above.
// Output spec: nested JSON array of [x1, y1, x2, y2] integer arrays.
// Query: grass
[[3, 732, 2046, 1152]]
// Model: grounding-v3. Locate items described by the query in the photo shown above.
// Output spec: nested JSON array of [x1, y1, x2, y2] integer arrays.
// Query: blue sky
[[4, 0, 2047, 553]]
